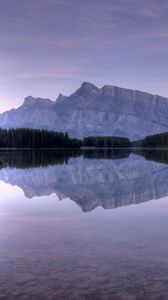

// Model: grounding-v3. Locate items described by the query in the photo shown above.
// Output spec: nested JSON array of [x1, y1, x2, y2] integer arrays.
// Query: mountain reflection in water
[[0, 149, 168, 212], [1, 149, 168, 300]]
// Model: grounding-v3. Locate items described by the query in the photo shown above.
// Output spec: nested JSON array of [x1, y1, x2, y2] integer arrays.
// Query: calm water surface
[[0, 150, 168, 300]]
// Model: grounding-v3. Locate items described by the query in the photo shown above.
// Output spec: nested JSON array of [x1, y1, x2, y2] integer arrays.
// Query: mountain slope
[[1, 82, 168, 140]]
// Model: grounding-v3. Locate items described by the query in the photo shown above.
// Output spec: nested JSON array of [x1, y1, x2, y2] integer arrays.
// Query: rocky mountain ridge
[[1, 82, 168, 140]]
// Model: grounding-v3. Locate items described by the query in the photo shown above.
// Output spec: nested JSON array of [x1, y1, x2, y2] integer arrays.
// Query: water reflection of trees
[[1, 148, 168, 169], [133, 149, 168, 165], [0, 149, 131, 169], [0, 150, 81, 169], [83, 149, 131, 160]]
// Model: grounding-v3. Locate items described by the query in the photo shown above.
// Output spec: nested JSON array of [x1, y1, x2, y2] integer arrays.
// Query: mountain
[[1, 82, 168, 140]]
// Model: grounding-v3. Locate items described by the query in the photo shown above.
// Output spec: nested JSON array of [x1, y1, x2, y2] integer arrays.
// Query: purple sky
[[1, 0, 168, 112]]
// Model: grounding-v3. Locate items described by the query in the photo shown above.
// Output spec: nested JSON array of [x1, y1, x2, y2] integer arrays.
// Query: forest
[[132, 132, 168, 148], [0, 128, 81, 148], [83, 136, 131, 148], [0, 128, 131, 149], [1, 128, 168, 150]]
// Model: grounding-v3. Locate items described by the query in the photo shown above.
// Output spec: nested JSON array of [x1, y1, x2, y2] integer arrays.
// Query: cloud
[[1, 0, 168, 102]]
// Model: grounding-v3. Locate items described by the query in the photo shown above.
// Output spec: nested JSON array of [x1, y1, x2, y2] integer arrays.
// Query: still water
[[0, 150, 168, 300]]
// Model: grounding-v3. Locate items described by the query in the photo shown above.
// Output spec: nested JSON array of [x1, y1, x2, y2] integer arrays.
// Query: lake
[[0, 149, 168, 300]]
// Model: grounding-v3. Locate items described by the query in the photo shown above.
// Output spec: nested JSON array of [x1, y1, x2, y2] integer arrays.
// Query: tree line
[[0, 128, 131, 149], [0, 128, 81, 148], [133, 132, 168, 148], [1, 128, 168, 149], [83, 136, 131, 148]]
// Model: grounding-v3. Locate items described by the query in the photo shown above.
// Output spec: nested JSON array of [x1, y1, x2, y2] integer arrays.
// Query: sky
[[1, 0, 168, 112]]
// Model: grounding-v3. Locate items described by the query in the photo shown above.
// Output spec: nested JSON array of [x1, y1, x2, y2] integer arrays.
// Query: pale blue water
[[0, 150, 168, 300]]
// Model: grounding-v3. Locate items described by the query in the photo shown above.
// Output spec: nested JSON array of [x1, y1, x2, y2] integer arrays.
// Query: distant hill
[[1, 82, 168, 140]]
